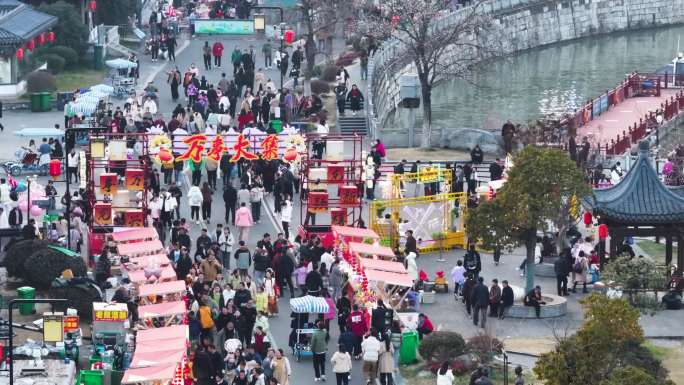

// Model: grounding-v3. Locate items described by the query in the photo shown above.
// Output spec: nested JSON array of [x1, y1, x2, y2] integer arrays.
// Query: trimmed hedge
[[26, 70, 57, 92], [418, 331, 467, 363]]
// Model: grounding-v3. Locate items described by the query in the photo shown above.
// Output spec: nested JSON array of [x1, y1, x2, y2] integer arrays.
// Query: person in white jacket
[[330, 344, 352, 385], [405, 252, 418, 282], [281, 196, 293, 240], [187, 184, 203, 224], [218, 226, 234, 270], [361, 331, 381, 385]]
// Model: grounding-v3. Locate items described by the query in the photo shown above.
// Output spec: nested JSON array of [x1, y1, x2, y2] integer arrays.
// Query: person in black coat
[[278, 249, 296, 297], [405, 230, 418, 257], [371, 299, 389, 335], [207, 344, 224, 379], [470, 276, 490, 328], [463, 245, 482, 279], [462, 274, 475, 315], [176, 248, 193, 280], [470, 145, 484, 164], [192, 347, 215, 385], [223, 184, 237, 225], [498, 280, 514, 319], [305, 262, 323, 295], [554, 250, 571, 296]]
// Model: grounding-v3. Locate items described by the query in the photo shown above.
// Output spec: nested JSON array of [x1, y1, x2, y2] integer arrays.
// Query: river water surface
[[389, 25, 684, 131]]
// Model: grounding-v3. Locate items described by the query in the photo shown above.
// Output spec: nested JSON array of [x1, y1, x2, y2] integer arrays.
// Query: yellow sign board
[[43, 314, 64, 342]]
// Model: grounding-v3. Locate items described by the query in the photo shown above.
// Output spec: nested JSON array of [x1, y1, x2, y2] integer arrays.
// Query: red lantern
[[598, 224, 608, 239], [25, 40, 35, 51], [49, 159, 61, 180], [15, 48, 23, 61], [583, 212, 592, 226], [89, 0, 97, 11], [47, 31, 55, 43], [283, 30, 295, 44], [37, 33, 46, 46], [391, 15, 400, 28]]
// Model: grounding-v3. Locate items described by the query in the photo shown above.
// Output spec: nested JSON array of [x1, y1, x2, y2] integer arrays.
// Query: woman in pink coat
[[235, 202, 254, 242]]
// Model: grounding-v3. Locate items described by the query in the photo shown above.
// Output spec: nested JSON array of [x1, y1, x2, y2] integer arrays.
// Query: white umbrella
[[90, 84, 114, 94], [105, 58, 138, 70], [71, 101, 97, 115], [75, 92, 101, 103]]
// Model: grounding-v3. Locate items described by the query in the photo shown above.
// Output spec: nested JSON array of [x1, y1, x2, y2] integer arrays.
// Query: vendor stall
[[136, 325, 188, 343], [137, 280, 186, 304], [127, 254, 172, 268], [348, 242, 396, 260], [117, 240, 165, 258], [111, 228, 159, 243], [135, 338, 187, 353], [331, 226, 380, 244], [128, 265, 177, 285], [136, 301, 187, 328], [121, 362, 177, 385], [289, 295, 330, 362], [129, 349, 186, 368], [358, 258, 407, 274]]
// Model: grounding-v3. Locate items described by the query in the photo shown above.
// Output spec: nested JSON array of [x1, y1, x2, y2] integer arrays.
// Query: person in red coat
[[346, 304, 367, 359], [212, 41, 225, 68], [417, 313, 433, 340]]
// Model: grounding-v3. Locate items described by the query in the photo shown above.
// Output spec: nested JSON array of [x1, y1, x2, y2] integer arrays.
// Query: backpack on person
[[8, 207, 22, 227], [573, 258, 583, 274]]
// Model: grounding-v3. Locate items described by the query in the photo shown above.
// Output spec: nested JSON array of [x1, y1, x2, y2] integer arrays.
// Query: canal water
[[389, 25, 684, 131]]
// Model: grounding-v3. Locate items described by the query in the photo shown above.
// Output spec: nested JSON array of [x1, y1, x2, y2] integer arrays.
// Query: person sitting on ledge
[[524, 285, 546, 318]]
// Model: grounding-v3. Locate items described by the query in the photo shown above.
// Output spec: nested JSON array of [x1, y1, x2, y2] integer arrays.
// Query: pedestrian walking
[[330, 344, 352, 385], [437, 362, 455, 385], [555, 250, 570, 296], [311, 321, 328, 381], [270, 349, 291, 385], [462, 273, 475, 315], [281, 196, 292, 239], [235, 202, 254, 242], [188, 184, 203, 225], [471, 276, 489, 328], [234, 241, 251, 280], [571, 251, 589, 293], [218, 226, 234, 271], [202, 41, 212, 70], [213, 41, 224, 68], [450, 260, 466, 297], [346, 84, 364, 116], [378, 336, 394, 385], [464, 244, 482, 279], [499, 280, 514, 319], [262, 40, 272, 68], [361, 329, 381, 385]]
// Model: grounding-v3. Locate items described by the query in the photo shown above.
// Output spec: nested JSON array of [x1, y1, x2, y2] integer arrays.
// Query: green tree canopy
[[534, 294, 673, 385], [39, 1, 88, 56], [466, 146, 590, 291]]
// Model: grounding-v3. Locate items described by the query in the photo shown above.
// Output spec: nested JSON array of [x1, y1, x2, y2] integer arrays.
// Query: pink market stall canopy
[[332, 226, 380, 243], [111, 228, 159, 243], [358, 258, 407, 274], [135, 337, 187, 353], [137, 280, 186, 304], [130, 348, 186, 368], [136, 325, 188, 342], [348, 242, 395, 259], [128, 265, 177, 284], [127, 254, 172, 268], [137, 301, 187, 319], [117, 240, 165, 257], [121, 362, 177, 384], [364, 269, 414, 287]]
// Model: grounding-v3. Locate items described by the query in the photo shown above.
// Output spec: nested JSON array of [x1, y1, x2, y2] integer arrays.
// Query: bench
[[506, 293, 567, 319]]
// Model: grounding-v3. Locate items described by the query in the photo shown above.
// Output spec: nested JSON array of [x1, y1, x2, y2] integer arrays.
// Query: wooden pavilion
[[583, 140, 684, 267]]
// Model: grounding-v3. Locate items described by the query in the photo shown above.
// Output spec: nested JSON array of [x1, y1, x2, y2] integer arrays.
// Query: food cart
[[289, 295, 330, 361], [137, 280, 186, 305], [136, 301, 187, 328]]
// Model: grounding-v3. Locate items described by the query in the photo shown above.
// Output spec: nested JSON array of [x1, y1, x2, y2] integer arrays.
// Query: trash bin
[[94, 45, 104, 70], [79, 370, 104, 385], [271, 119, 282, 133], [399, 330, 418, 365], [39, 92, 52, 112], [30, 93, 42, 112], [17, 286, 35, 315]]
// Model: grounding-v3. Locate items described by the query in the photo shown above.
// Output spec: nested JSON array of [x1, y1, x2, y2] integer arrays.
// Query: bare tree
[[298, 0, 344, 87], [362, 1, 502, 148]]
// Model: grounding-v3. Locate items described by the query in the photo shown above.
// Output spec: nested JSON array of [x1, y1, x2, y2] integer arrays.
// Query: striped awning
[[289, 295, 330, 314]]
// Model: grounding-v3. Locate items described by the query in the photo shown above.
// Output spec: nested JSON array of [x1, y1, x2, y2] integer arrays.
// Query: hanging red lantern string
[[37, 33, 46, 46], [89, 0, 97, 11], [47, 31, 55, 43], [25, 40, 35, 51], [15, 48, 23, 61], [598, 224, 608, 239], [583, 211, 592, 226]]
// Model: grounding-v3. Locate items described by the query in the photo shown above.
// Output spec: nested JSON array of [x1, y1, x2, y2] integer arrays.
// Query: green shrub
[[418, 331, 467, 363], [39, 53, 66, 74], [321, 65, 338, 82], [310, 79, 330, 95], [335, 52, 359, 67], [49, 45, 79, 68], [26, 70, 57, 92]]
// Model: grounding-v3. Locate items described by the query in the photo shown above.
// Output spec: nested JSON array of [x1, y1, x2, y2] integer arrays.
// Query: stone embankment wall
[[369, 0, 684, 147]]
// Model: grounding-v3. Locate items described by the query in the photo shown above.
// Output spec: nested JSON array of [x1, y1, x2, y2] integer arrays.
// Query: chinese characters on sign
[[171, 134, 295, 163], [94, 310, 128, 322]]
